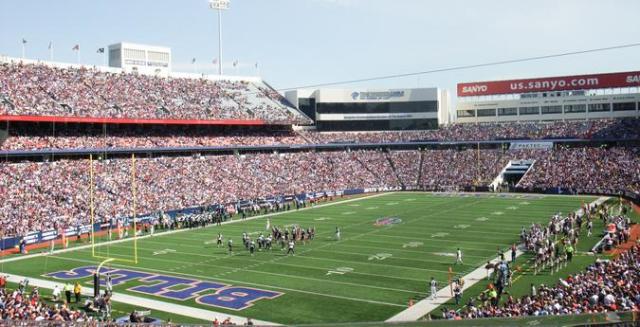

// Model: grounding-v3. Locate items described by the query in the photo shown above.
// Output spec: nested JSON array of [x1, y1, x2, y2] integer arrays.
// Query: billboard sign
[[458, 71, 640, 97]]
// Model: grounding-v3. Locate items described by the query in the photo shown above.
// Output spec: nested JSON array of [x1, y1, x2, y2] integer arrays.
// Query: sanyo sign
[[460, 85, 488, 94], [627, 74, 640, 84]]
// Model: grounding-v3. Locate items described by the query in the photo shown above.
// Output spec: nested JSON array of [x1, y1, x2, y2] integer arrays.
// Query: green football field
[[1, 192, 597, 325]]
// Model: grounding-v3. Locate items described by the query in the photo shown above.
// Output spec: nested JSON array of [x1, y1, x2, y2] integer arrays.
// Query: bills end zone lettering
[[45, 266, 282, 310]]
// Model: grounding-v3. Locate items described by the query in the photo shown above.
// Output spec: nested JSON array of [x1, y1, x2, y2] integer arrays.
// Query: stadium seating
[[301, 118, 640, 143], [0, 62, 311, 125], [446, 244, 640, 319], [1, 118, 639, 151], [1, 147, 638, 238]]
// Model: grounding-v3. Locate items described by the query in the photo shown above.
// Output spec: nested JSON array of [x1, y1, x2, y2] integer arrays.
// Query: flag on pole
[[255, 62, 259, 69], [48, 41, 53, 50], [191, 58, 196, 64], [212, 58, 218, 65], [97, 48, 105, 53], [232, 60, 239, 67], [72, 44, 80, 51], [21, 38, 27, 44]]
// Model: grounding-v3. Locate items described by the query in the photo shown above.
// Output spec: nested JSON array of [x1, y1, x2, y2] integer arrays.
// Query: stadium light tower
[[209, 0, 230, 75]]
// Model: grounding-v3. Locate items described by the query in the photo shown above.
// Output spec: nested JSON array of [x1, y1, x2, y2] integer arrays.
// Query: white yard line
[[5, 274, 278, 326], [65, 243, 423, 294], [385, 196, 610, 322]]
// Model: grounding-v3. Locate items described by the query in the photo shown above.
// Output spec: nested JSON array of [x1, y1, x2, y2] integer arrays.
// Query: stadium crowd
[[2, 119, 639, 152], [518, 146, 640, 196], [0, 62, 310, 124], [1, 146, 638, 238], [302, 118, 640, 143], [0, 281, 93, 322], [0, 124, 307, 150], [450, 244, 640, 319]]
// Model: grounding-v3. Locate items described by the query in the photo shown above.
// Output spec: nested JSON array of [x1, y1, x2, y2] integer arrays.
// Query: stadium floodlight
[[209, 0, 230, 75]]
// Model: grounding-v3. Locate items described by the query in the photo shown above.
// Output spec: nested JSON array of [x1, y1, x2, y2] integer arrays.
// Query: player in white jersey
[[335, 227, 341, 241], [287, 240, 295, 256], [429, 277, 437, 300], [455, 248, 463, 264]]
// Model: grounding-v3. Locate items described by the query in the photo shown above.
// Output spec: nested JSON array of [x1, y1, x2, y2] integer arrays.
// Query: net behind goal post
[[89, 154, 139, 265]]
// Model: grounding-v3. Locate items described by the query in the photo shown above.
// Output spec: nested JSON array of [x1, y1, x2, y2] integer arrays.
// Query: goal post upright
[[88, 153, 139, 265]]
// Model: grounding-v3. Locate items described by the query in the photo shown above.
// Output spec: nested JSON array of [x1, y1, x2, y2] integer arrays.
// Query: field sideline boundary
[[385, 196, 609, 322], [0, 191, 394, 265]]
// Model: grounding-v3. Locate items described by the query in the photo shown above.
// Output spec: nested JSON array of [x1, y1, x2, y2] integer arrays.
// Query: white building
[[285, 88, 450, 131], [455, 71, 640, 123], [108, 42, 171, 76]]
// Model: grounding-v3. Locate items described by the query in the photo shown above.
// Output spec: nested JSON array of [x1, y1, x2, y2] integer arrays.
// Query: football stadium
[[1, 0, 640, 326]]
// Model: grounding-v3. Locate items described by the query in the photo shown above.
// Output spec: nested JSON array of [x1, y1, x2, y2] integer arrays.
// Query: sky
[[1, 0, 640, 97]]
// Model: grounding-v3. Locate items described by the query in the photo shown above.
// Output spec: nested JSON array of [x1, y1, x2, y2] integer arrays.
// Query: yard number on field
[[402, 241, 423, 248], [152, 249, 176, 256], [368, 253, 392, 261], [326, 267, 354, 276]]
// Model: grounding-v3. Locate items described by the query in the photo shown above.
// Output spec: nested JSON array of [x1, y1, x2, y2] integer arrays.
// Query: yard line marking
[[68, 244, 426, 295], [0, 191, 394, 265], [103, 240, 432, 283], [47, 255, 407, 308], [318, 245, 490, 260]]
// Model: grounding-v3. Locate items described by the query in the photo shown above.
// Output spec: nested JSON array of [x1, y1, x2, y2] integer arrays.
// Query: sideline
[[385, 196, 609, 322]]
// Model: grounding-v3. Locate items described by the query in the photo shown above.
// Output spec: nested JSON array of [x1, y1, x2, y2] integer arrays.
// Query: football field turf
[[2, 192, 596, 325]]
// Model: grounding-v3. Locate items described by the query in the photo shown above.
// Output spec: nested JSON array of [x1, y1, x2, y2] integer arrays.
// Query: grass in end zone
[[1, 192, 596, 325]]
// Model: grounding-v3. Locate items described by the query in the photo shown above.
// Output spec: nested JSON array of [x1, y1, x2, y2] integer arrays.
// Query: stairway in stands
[[490, 159, 536, 191], [385, 152, 405, 189], [416, 150, 425, 187]]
